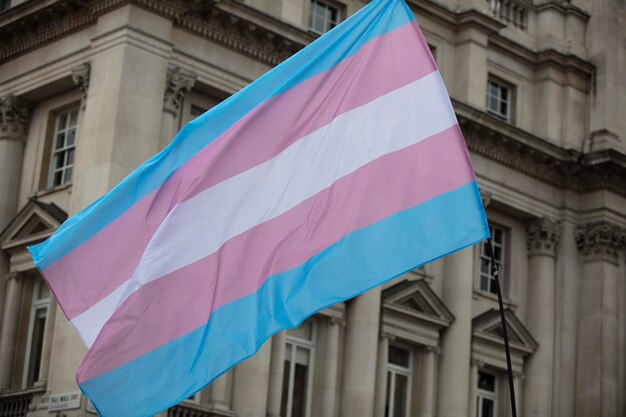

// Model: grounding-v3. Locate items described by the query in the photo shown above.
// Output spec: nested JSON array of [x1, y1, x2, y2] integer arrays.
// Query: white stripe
[[73, 71, 457, 347]]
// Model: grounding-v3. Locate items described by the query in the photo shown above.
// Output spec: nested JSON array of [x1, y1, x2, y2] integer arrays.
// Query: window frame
[[282, 321, 317, 417], [47, 106, 80, 189], [479, 224, 507, 296], [22, 278, 50, 388], [476, 371, 498, 417], [308, 0, 341, 35], [486, 77, 514, 123], [385, 344, 412, 417]]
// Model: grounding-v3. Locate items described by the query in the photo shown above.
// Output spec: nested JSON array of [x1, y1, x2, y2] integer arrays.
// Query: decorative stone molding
[[71, 63, 91, 110], [526, 218, 561, 257], [5, 271, 21, 282], [380, 331, 396, 342], [480, 190, 492, 208], [163, 67, 197, 116], [0, 96, 31, 142], [471, 359, 485, 369], [424, 345, 441, 355], [574, 222, 626, 264], [0, 0, 307, 67], [329, 316, 345, 326], [457, 104, 626, 197]]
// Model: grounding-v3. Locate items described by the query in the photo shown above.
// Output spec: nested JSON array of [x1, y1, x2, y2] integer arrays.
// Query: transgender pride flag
[[29, 0, 489, 415]]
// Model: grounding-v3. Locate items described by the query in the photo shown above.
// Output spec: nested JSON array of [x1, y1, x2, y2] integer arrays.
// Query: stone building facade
[[0, 0, 625, 417]]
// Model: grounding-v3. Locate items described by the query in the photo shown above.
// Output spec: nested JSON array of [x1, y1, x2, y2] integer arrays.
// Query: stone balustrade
[[488, 0, 529, 29], [0, 387, 44, 417]]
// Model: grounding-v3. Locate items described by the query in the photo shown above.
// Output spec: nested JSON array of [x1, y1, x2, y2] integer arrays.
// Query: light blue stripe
[[80, 182, 489, 417], [29, 0, 414, 270]]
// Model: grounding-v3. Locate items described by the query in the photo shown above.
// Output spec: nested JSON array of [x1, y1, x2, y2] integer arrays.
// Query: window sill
[[472, 289, 517, 311], [32, 183, 72, 198]]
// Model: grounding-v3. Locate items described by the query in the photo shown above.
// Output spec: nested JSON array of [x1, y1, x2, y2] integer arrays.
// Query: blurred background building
[[0, 0, 625, 416]]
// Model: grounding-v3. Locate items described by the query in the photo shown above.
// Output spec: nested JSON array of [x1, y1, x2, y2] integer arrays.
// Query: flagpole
[[485, 237, 518, 417]]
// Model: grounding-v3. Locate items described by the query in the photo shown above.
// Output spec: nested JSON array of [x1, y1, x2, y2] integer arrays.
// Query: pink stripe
[[43, 21, 437, 320], [77, 126, 474, 382]]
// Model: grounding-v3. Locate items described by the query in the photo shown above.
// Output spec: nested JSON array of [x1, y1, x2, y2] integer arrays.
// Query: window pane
[[58, 113, 68, 129], [292, 363, 309, 417], [67, 149, 75, 166], [385, 371, 391, 417], [388, 346, 410, 367], [68, 110, 78, 127], [55, 133, 65, 149], [37, 282, 50, 301], [393, 374, 408, 417], [67, 129, 76, 146], [280, 357, 290, 417], [481, 398, 495, 417], [27, 308, 47, 386], [480, 275, 490, 291], [64, 166, 73, 183], [494, 228, 503, 243], [478, 372, 496, 392]]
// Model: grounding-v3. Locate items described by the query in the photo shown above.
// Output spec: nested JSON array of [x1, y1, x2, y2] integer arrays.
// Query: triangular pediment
[[0, 200, 67, 251], [382, 279, 454, 327], [472, 309, 538, 355]]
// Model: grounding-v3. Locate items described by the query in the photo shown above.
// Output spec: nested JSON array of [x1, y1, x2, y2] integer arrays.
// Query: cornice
[[0, 0, 306, 66], [455, 100, 626, 197]]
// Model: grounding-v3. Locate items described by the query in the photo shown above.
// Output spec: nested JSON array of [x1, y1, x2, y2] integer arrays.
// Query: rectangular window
[[309, 0, 340, 35], [486, 79, 513, 122], [385, 345, 412, 417], [479, 225, 506, 295], [49, 107, 79, 188], [24, 278, 50, 387], [281, 321, 316, 417], [0, 0, 10, 12], [476, 371, 498, 417]]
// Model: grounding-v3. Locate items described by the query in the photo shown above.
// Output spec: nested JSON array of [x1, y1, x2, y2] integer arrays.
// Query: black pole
[[485, 237, 517, 417]]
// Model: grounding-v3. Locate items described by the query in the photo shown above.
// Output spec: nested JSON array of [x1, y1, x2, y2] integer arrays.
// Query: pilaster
[[373, 332, 394, 417], [71, 62, 91, 110], [267, 331, 286, 417], [0, 95, 31, 231], [0, 272, 24, 390], [419, 346, 439, 417], [574, 221, 626, 417], [160, 66, 196, 149]]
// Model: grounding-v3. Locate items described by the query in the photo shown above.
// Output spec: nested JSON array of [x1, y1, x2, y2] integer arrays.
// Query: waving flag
[[29, 0, 488, 415]]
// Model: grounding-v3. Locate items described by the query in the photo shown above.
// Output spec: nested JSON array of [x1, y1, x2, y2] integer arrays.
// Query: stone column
[[574, 222, 626, 417], [468, 359, 483, 417], [373, 332, 393, 417], [160, 66, 196, 150], [523, 218, 560, 417], [35, 297, 57, 386], [0, 95, 30, 231], [0, 272, 23, 389], [267, 332, 286, 417], [437, 247, 474, 417], [419, 346, 438, 417], [340, 287, 381, 417], [232, 339, 273, 417], [209, 372, 230, 411], [320, 318, 342, 417], [512, 371, 523, 417]]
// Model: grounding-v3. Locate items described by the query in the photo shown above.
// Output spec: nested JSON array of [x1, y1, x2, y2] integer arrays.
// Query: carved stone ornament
[[5, 271, 21, 282], [574, 222, 626, 264], [163, 67, 197, 116], [71, 62, 91, 110], [0, 95, 31, 142], [526, 218, 561, 257]]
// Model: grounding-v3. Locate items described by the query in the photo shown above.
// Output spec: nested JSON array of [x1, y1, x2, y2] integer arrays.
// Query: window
[[385, 345, 412, 417], [0, 0, 10, 12], [479, 225, 506, 295], [49, 107, 79, 188], [486, 78, 513, 122], [24, 279, 50, 387], [281, 321, 316, 417], [476, 371, 498, 417], [309, 0, 340, 35]]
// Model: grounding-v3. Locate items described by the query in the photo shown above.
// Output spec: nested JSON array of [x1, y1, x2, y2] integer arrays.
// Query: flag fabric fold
[[29, 0, 489, 415]]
